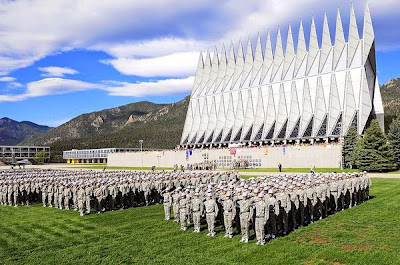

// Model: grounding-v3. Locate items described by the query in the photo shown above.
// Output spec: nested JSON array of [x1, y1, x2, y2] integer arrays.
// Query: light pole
[[139, 140, 144, 169]]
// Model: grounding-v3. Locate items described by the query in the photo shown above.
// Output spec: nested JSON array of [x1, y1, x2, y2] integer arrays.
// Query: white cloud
[[0, 0, 398, 76], [103, 76, 194, 97], [0, 77, 16, 82], [0, 77, 193, 102], [0, 78, 99, 102], [26, 78, 98, 97], [38, 66, 79, 77], [92, 38, 213, 58], [103, 52, 199, 77]]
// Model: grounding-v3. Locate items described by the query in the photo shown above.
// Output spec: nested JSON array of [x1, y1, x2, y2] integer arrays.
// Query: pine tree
[[387, 118, 400, 169], [356, 120, 397, 172], [342, 127, 359, 169]]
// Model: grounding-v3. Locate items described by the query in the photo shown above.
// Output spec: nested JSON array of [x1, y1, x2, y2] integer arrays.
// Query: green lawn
[[1, 178, 399, 264]]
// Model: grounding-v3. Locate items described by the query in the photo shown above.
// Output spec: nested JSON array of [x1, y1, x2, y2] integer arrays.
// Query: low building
[[1, 145, 50, 161], [108, 144, 342, 169], [63, 148, 161, 164]]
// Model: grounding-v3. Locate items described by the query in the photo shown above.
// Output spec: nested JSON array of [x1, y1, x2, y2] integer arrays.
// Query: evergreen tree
[[342, 127, 359, 169], [387, 118, 400, 169], [356, 120, 397, 172]]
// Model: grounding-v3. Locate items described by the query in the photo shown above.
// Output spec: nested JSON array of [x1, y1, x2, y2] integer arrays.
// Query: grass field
[[1, 178, 399, 265]]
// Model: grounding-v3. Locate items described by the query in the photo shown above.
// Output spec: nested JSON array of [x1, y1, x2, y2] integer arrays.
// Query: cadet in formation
[[166, 172, 371, 245]]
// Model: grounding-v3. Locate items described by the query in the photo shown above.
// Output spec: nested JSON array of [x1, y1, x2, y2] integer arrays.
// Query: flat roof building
[[1, 146, 50, 161], [63, 148, 161, 164]]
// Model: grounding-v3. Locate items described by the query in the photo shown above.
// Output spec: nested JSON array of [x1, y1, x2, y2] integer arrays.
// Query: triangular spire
[[271, 27, 284, 82], [343, 71, 357, 134], [223, 43, 236, 91], [327, 74, 341, 135], [359, 71, 372, 134], [214, 94, 226, 142], [191, 53, 204, 96], [197, 97, 210, 143], [231, 39, 245, 90], [252, 87, 265, 140], [197, 50, 211, 96], [222, 93, 235, 142], [373, 76, 385, 132], [181, 99, 194, 144], [241, 36, 254, 87], [348, 3, 360, 68], [333, 8, 346, 70], [190, 99, 202, 143], [250, 33, 263, 85], [301, 79, 313, 136], [295, 20, 307, 77], [241, 90, 255, 141], [260, 30, 273, 84], [363, 1, 375, 64], [264, 86, 276, 139], [206, 47, 219, 94], [232, 91, 245, 140], [314, 77, 327, 136], [287, 81, 300, 138], [205, 96, 218, 143], [306, 16, 319, 75], [283, 23, 295, 79], [320, 12, 332, 73], [214, 44, 227, 93], [274, 84, 288, 138]]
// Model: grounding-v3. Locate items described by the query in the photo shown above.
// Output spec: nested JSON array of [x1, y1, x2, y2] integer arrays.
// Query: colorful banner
[[283, 146, 286, 155], [230, 148, 236, 155]]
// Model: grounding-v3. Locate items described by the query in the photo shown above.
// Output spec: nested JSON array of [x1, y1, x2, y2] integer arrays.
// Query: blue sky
[[0, 0, 399, 127]]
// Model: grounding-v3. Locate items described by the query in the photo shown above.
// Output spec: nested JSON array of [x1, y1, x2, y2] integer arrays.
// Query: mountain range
[[1, 77, 400, 162], [0, 117, 52, 146], [20, 96, 190, 161]]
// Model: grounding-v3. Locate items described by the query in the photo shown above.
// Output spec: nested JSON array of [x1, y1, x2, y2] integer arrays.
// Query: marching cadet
[[305, 182, 317, 224], [179, 193, 188, 231], [204, 193, 219, 236], [191, 191, 203, 233], [237, 192, 253, 243], [85, 183, 93, 214], [57, 183, 64, 210], [276, 186, 291, 235], [12, 181, 19, 207], [162, 188, 172, 220], [329, 176, 339, 213], [41, 182, 48, 207], [7, 182, 13, 206], [320, 179, 330, 218], [288, 185, 299, 230], [296, 183, 306, 226], [254, 193, 268, 245], [266, 189, 279, 240], [63, 184, 72, 210], [47, 183, 53, 208], [315, 181, 324, 220], [337, 175, 345, 211], [172, 188, 181, 222], [222, 192, 235, 238], [77, 185, 86, 217]]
